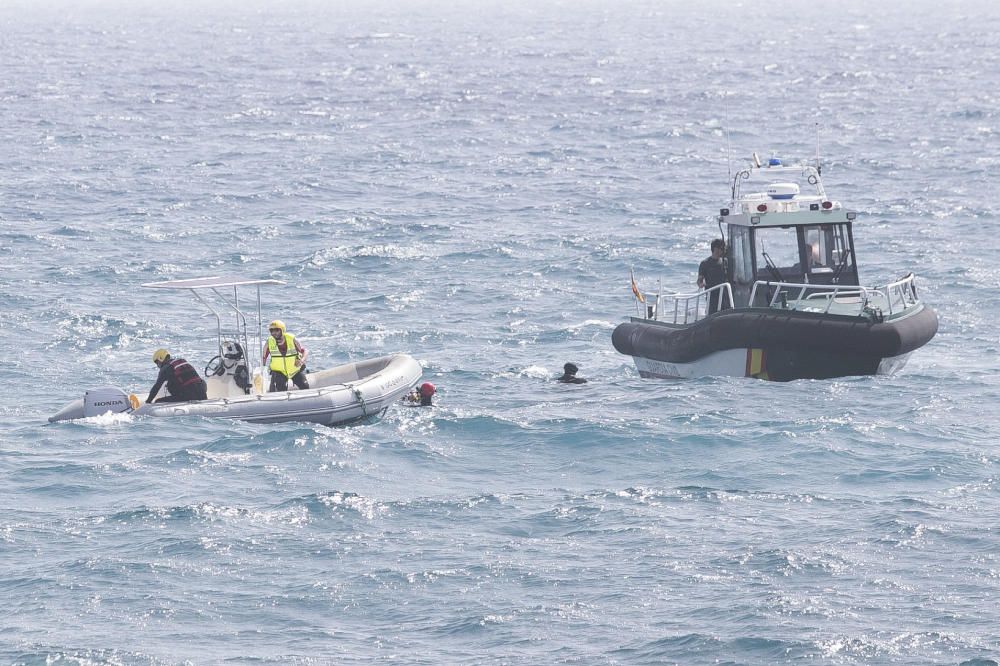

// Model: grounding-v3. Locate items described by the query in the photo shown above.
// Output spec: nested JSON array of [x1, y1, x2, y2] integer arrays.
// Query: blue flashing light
[[768, 157, 782, 166]]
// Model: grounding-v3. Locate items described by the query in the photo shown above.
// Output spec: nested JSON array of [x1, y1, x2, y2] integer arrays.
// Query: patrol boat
[[612, 155, 938, 381], [49, 277, 422, 424]]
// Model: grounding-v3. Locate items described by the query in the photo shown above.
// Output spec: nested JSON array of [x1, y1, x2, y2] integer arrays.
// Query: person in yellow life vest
[[262, 320, 310, 392]]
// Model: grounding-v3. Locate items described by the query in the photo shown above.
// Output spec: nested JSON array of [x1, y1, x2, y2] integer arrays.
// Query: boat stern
[[49, 387, 140, 422]]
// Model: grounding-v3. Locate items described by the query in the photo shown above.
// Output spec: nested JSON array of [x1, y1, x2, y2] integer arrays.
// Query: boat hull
[[49, 354, 422, 425], [613, 305, 937, 381]]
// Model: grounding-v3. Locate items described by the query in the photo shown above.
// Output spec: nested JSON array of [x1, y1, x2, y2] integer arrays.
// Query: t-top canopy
[[141, 276, 286, 290]]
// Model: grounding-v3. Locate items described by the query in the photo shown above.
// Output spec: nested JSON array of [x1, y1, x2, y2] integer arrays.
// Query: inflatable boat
[[614, 155, 938, 381], [49, 277, 422, 425], [49, 353, 422, 425]]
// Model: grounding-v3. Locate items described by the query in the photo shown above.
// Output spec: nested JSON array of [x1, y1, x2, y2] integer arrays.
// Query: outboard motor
[[83, 387, 137, 417], [50, 387, 138, 422]]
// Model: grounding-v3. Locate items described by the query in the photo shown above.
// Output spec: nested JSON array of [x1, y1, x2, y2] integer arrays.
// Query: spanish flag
[[630, 269, 645, 303]]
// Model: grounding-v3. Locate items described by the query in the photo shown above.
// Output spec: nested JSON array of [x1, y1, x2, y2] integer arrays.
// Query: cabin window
[[802, 225, 831, 272], [801, 224, 857, 284], [800, 223, 856, 280], [730, 225, 753, 284], [830, 224, 855, 277], [753, 226, 800, 281]]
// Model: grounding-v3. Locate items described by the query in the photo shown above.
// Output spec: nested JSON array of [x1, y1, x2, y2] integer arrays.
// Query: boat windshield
[[806, 223, 856, 284], [754, 227, 801, 282], [752, 223, 857, 285]]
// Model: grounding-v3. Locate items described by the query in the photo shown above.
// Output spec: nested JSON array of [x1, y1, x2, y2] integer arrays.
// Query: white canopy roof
[[141, 276, 286, 290]]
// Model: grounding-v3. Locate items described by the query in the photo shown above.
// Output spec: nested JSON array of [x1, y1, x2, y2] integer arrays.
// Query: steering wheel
[[762, 251, 785, 282], [205, 355, 225, 377]]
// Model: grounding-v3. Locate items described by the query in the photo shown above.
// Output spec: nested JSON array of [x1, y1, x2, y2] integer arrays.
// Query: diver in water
[[556, 362, 587, 384], [405, 382, 436, 406]]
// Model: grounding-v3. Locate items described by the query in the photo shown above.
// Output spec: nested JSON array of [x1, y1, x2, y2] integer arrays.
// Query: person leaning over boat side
[[147, 349, 208, 404], [697, 238, 729, 315], [556, 362, 587, 384], [262, 319, 310, 392]]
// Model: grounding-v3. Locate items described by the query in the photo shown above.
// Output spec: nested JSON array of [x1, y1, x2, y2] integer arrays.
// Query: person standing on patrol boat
[[147, 349, 208, 403], [262, 320, 310, 392], [697, 238, 729, 315]]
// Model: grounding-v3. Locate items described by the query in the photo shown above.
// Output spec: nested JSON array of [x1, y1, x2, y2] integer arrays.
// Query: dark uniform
[[698, 255, 728, 314], [147, 358, 208, 404], [557, 363, 587, 384]]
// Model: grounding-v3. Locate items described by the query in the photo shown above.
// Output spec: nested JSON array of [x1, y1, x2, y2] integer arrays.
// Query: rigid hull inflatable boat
[[613, 156, 938, 381], [49, 277, 422, 425], [49, 354, 422, 425]]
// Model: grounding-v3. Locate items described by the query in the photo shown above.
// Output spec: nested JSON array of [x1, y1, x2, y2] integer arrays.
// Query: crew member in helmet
[[556, 362, 587, 384], [405, 382, 436, 407], [147, 349, 209, 403], [262, 319, 310, 392]]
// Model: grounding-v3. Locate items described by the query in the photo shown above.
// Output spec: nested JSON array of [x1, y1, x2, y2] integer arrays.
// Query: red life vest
[[166, 358, 202, 391]]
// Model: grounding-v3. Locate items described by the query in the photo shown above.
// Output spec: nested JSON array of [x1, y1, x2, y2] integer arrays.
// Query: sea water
[[2, 0, 999, 663]]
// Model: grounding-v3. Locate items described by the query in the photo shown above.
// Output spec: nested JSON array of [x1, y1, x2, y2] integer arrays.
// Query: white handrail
[[637, 283, 734, 324], [876, 272, 920, 316], [748, 273, 921, 317], [632, 274, 921, 323], [732, 163, 827, 204]]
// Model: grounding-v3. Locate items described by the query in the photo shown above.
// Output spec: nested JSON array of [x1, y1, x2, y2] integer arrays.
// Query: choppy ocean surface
[[2, 0, 999, 663]]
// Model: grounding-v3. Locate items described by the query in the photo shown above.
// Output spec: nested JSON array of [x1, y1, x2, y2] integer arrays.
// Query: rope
[[352, 387, 368, 417]]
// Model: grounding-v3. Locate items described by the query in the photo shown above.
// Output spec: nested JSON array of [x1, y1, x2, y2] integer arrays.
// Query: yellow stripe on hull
[[745, 348, 770, 380]]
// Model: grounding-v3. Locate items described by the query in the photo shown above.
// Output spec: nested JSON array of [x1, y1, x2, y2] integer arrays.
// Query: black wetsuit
[[147, 358, 208, 404], [557, 374, 587, 384], [698, 255, 728, 314]]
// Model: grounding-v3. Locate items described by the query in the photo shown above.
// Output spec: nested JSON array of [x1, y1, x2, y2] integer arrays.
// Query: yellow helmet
[[152, 348, 170, 364], [268, 320, 286, 333]]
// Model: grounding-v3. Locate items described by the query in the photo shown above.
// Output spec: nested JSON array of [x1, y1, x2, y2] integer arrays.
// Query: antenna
[[725, 94, 732, 183], [814, 122, 820, 170]]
